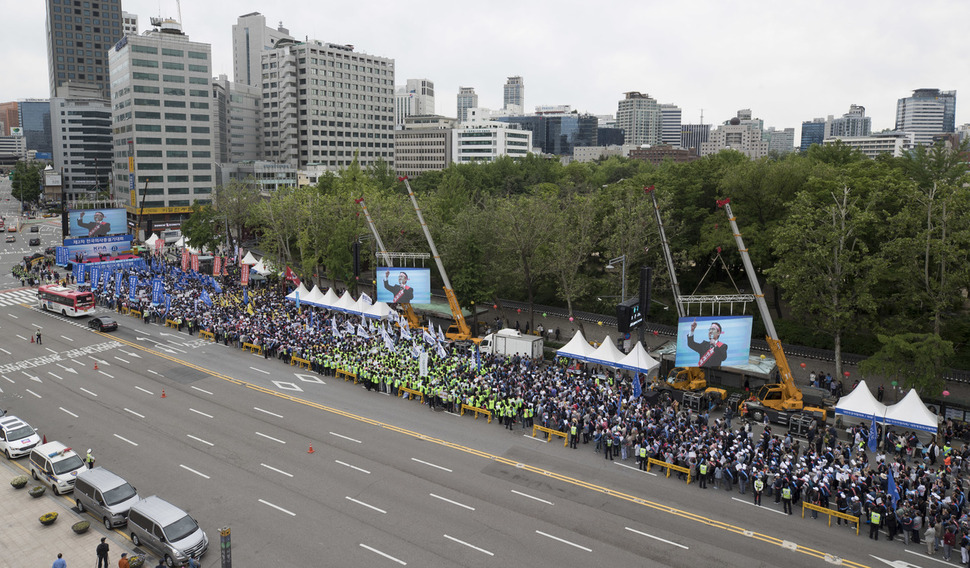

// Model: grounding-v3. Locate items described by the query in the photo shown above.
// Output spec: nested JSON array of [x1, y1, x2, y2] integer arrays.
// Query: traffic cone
[[307, 443, 315, 454], [42, 435, 47, 444], [94, 362, 98, 370], [161, 390, 166, 399], [30, 335, 34, 343]]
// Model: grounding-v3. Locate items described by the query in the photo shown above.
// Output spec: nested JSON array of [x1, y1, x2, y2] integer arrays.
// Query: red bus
[[37, 285, 96, 317]]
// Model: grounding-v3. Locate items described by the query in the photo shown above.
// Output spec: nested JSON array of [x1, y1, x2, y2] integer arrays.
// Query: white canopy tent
[[285, 283, 310, 303], [253, 259, 275, 276], [241, 251, 259, 265], [587, 336, 626, 368], [616, 342, 661, 378], [556, 331, 596, 361], [332, 291, 357, 313], [834, 380, 888, 421], [363, 301, 393, 320], [144, 233, 159, 246], [174, 236, 200, 253], [302, 285, 327, 307], [353, 293, 373, 315], [319, 288, 340, 310], [884, 389, 939, 433]]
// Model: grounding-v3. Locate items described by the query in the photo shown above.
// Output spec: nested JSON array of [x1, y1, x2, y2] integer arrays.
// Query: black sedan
[[28, 238, 40, 246], [88, 316, 118, 332]]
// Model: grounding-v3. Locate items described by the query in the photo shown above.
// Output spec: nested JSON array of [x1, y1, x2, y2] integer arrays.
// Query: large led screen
[[673, 315, 753, 368]]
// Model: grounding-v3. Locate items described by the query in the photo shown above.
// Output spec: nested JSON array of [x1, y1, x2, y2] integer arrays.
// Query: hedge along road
[[96, 329, 872, 568]]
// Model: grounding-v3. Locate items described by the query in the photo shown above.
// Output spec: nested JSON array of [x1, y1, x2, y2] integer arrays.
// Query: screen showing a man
[[687, 319, 728, 367], [77, 211, 111, 237], [383, 271, 414, 303]]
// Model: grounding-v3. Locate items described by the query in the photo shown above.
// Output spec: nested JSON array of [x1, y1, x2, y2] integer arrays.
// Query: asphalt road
[[0, 301, 946, 568]]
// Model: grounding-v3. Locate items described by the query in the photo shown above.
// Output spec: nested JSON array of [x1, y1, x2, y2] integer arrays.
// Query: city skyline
[[5, 0, 970, 139]]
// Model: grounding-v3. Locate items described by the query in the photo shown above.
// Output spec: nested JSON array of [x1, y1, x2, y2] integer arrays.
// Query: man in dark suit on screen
[[687, 319, 729, 367]]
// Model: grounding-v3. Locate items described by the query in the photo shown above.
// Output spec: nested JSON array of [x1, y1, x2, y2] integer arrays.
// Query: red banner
[[191, 253, 199, 272], [181, 249, 189, 271], [241, 263, 250, 286], [238, 248, 245, 266], [285, 266, 301, 286], [154, 238, 163, 256], [213, 256, 222, 277]]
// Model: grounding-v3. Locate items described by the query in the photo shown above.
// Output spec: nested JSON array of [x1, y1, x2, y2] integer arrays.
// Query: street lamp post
[[606, 255, 627, 302]]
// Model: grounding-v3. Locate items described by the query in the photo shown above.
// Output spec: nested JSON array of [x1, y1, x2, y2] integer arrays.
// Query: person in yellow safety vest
[[569, 422, 578, 449], [638, 444, 648, 471], [698, 459, 708, 486], [753, 476, 764, 506], [781, 484, 793, 515], [869, 498, 886, 540]]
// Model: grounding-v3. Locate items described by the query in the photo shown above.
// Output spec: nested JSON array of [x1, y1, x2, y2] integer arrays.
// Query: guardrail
[[801, 502, 861, 534], [531, 424, 568, 446], [460, 404, 491, 423], [242, 342, 262, 355], [336, 369, 357, 383], [646, 458, 692, 484], [398, 386, 424, 403], [290, 356, 311, 369], [198, 330, 214, 341]]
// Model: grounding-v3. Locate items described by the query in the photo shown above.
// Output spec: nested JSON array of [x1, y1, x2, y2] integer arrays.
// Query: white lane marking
[[345, 496, 386, 514], [731, 497, 788, 515], [114, 357, 130, 364], [411, 457, 452, 473], [330, 432, 361, 444], [260, 463, 294, 478], [2, 375, 13, 384], [255, 432, 286, 444], [904, 549, 953, 564], [132, 329, 150, 336], [48, 372, 63, 381], [524, 434, 548, 443], [430, 493, 475, 511], [359, 544, 405, 566], [191, 386, 213, 395], [146, 369, 159, 375], [114, 434, 139, 446], [124, 408, 145, 419], [625, 526, 689, 550], [56, 364, 76, 374], [16, 334, 27, 341], [98, 370, 114, 378], [511, 490, 553, 505], [535, 530, 592, 552], [615, 462, 658, 476], [189, 408, 213, 419], [249, 366, 271, 375], [179, 464, 210, 479], [45, 348, 57, 354], [443, 534, 494, 556], [25, 389, 41, 398], [135, 386, 154, 395], [59, 407, 78, 418], [254, 407, 283, 418], [187, 434, 214, 447], [8, 314, 17, 319], [259, 499, 296, 517], [60, 335, 73, 342], [166, 346, 186, 353], [335, 460, 371, 474], [89, 356, 108, 365], [79, 387, 98, 397], [120, 350, 141, 358], [0, 348, 9, 355]]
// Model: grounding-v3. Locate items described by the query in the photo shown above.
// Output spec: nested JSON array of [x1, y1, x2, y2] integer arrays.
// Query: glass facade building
[[19, 101, 53, 155], [45, 0, 125, 99]]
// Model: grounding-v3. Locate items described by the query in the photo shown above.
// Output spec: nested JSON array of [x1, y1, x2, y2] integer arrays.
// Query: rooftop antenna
[[700, 108, 704, 125], [176, 0, 182, 24]]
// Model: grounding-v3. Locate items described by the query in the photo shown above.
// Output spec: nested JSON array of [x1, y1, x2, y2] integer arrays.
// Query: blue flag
[[633, 373, 643, 399], [90, 267, 100, 291], [243, 286, 249, 306], [201, 290, 212, 307], [152, 278, 165, 305], [128, 274, 138, 301], [212, 281, 222, 294], [164, 295, 171, 314], [115, 273, 124, 297], [74, 263, 84, 283], [295, 290, 300, 309], [868, 415, 878, 452], [887, 468, 900, 510]]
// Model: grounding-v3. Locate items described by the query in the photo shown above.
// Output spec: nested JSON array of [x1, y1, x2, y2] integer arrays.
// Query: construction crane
[[399, 177, 475, 342], [718, 198, 829, 424], [355, 196, 421, 329]]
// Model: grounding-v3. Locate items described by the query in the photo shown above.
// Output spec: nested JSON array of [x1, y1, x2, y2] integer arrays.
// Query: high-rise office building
[[260, 39, 395, 169], [232, 12, 293, 89], [45, 0, 125, 99], [211, 75, 261, 164], [895, 88, 956, 146], [498, 108, 597, 156], [616, 92, 661, 146], [800, 118, 827, 151], [394, 115, 457, 178], [395, 79, 435, 126], [765, 127, 795, 154], [503, 76, 524, 115], [457, 87, 478, 123], [829, 104, 871, 138], [19, 100, 53, 156], [51, 84, 112, 200], [659, 103, 682, 147], [700, 112, 768, 158], [0, 102, 19, 136], [454, 109, 532, 163], [122, 11, 138, 36], [680, 124, 710, 152], [109, 19, 215, 214]]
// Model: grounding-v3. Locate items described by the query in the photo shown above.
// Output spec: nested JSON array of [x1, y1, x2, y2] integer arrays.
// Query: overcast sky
[[6, 0, 969, 137]]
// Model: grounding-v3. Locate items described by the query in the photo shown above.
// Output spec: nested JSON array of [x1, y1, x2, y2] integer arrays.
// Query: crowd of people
[[20, 253, 970, 563]]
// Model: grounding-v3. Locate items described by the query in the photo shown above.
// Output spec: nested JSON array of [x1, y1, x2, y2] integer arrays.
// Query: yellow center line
[[105, 332, 872, 568]]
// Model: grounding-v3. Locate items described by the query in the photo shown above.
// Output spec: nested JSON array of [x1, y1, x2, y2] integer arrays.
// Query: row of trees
[[179, 141, 970, 394]]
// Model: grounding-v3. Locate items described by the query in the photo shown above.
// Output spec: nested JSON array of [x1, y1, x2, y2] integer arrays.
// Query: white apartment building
[[232, 12, 293, 89], [617, 92, 661, 146], [259, 39, 395, 170], [453, 108, 531, 163], [212, 74, 261, 164], [823, 131, 916, 159], [109, 20, 214, 210], [700, 113, 768, 158]]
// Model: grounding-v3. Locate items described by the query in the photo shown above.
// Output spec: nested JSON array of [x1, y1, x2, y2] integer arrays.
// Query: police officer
[[85, 449, 95, 469], [781, 482, 793, 515], [569, 421, 578, 449], [870, 498, 886, 540], [753, 475, 764, 506], [698, 459, 708, 488]]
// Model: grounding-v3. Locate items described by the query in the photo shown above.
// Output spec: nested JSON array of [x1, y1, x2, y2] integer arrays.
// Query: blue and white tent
[[834, 380, 887, 421]]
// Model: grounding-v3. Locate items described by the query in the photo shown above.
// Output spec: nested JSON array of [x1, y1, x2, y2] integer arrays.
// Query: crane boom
[[645, 186, 686, 318], [719, 198, 800, 407], [399, 177, 471, 339], [356, 196, 420, 329]]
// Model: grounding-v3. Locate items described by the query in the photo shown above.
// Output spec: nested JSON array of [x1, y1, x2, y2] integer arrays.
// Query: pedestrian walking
[[52, 553, 67, 568], [96, 537, 110, 568]]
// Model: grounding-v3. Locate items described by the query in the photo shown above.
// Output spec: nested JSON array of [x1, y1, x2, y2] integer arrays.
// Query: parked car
[[0, 415, 41, 459], [4, 235, 13, 243], [88, 316, 118, 332], [28, 238, 40, 246]]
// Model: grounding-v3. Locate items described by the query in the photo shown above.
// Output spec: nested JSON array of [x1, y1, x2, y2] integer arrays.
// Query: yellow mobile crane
[[399, 177, 477, 342], [719, 198, 829, 424]]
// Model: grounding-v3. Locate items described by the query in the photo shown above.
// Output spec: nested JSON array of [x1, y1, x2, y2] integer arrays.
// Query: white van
[[73, 467, 140, 529], [0, 415, 42, 458], [29, 441, 86, 495], [128, 496, 208, 567]]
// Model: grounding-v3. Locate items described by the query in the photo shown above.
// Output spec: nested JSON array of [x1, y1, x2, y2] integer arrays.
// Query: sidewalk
[[0, 457, 138, 568]]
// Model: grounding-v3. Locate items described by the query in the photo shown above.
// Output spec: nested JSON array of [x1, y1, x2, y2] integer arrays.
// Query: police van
[[29, 441, 86, 495]]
